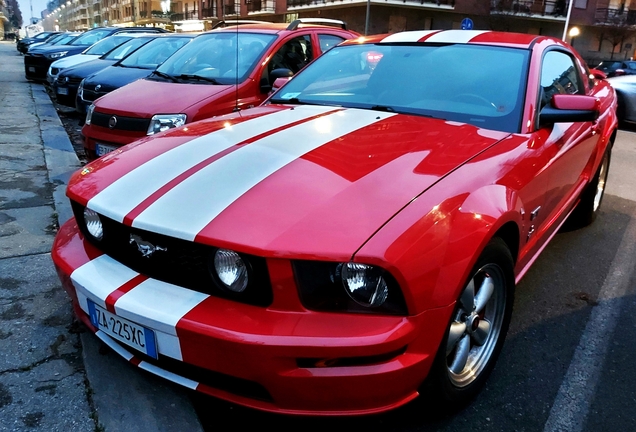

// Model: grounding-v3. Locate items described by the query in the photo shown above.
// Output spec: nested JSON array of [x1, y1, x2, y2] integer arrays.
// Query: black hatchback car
[[595, 60, 636, 77], [24, 27, 168, 81], [17, 31, 60, 54]]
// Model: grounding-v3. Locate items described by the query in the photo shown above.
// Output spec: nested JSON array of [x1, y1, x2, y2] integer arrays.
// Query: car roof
[[343, 30, 549, 49], [209, 22, 351, 35]]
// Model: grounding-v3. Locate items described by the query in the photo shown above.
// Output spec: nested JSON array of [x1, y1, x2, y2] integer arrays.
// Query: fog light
[[341, 263, 388, 307], [214, 249, 248, 292], [83, 208, 103, 241]]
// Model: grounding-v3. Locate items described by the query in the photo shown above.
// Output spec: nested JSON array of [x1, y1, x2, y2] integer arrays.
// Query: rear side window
[[318, 34, 345, 52]]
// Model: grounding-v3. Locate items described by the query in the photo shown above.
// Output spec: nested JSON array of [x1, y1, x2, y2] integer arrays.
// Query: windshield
[[71, 29, 113, 48], [53, 34, 78, 45], [120, 36, 192, 69], [270, 43, 530, 133], [43, 34, 65, 44], [155, 32, 276, 84], [102, 37, 154, 61], [34, 32, 52, 40]]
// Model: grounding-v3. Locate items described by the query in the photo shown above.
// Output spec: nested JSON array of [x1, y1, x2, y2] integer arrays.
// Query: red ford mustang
[[52, 30, 617, 415]]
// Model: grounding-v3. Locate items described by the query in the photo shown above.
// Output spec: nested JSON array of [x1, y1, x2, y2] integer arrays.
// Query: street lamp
[[569, 26, 580, 47]]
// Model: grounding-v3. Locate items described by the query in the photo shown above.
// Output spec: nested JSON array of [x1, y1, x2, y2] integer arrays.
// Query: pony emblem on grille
[[129, 234, 167, 258]]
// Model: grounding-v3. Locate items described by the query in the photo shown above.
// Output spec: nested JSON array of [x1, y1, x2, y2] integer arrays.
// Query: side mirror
[[589, 68, 607, 80], [271, 77, 291, 93], [260, 68, 294, 93], [539, 94, 600, 126]]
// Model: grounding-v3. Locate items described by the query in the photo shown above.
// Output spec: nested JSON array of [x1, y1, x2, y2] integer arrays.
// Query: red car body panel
[[54, 30, 618, 415]]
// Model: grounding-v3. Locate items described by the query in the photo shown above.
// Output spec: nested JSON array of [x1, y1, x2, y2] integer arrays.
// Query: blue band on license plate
[[87, 299, 158, 359]]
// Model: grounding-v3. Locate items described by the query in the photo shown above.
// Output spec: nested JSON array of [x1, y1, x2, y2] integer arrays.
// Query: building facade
[[42, 0, 636, 64]]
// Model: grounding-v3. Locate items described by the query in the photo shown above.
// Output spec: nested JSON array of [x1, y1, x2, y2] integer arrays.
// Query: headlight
[[293, 261, 407, 314], [83, 208, 103, 241], [147, 114, 187, 135], [48, 51, 68, 59], [85, 104, 95, 125], [78, 79, 84, 99], [213, 249, 248, 292], [341, 263, 389, 307]]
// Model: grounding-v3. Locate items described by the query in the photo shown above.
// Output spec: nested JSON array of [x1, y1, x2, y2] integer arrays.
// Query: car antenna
[[233, 22, 240, 112]]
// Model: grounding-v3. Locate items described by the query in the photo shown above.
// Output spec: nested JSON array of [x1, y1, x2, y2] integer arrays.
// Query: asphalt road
[[190, 131, 636, 430]]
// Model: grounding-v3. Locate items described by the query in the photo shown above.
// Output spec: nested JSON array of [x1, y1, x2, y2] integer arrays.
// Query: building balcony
[[287, 0, 453, 9], [201, 6, 217, 18], [596, 5, 636, 26], [224, 1, 239, 15], [246, 0, 275, 14], [171, 10, 198, 21], [490, 0, 568, 20]]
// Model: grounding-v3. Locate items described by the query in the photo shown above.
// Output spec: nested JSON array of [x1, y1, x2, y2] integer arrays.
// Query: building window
[[574, 0, 587, 8]]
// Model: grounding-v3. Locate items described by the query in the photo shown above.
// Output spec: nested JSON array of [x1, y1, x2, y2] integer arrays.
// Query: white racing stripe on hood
[[425, 30, 488, 44], [133, 109, 396, 240], [87, 105, 337, 222], [381, 30, 439, 43]]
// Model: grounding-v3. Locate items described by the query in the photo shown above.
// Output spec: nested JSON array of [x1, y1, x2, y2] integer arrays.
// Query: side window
[[539, 50, 583, 109], [269, 35, 313, 73], [318, 34, 345, 53]]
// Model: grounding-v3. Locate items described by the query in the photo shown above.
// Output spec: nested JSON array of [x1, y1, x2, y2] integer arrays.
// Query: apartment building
[[42, 0, 635, 63]]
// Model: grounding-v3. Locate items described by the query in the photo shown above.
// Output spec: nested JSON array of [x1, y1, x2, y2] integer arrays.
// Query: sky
[[18, 0, 50, 22]]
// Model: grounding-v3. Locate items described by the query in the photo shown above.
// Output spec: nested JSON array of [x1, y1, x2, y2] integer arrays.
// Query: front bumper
[[52, 219, 453, 415], [24, 54, 53, 80]]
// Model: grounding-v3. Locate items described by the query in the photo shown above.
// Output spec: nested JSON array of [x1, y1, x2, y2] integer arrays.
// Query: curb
[[33, 84, 204, 432]]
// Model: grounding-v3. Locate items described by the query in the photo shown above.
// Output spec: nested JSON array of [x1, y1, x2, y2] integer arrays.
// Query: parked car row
[[80, 19, 357, 158], [24, 26, 168, 81]]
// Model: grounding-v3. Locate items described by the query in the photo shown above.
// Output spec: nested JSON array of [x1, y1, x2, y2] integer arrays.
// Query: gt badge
[[129, 234, 167, 258]]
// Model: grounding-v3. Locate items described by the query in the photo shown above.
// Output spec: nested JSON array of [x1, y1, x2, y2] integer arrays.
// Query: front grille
[[58, 76, 82, 86], [71, 202, 273, 306], [91, 111, 150, 131], [83, 89, 108, 102]]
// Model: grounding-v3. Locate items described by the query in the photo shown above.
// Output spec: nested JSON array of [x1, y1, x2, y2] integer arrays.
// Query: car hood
[[68, 105, 510, 259], [93, 78, 234, 117], [29, 44, 87, 55], [84, 66, 153, 91], [51, 54, 100, 70], [61, 59, 116, 80]]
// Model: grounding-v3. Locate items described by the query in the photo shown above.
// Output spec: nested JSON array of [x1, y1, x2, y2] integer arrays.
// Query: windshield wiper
[[369, 105, 396, 112], [177, 74, 221, 84], [151, 70, 177, 82]]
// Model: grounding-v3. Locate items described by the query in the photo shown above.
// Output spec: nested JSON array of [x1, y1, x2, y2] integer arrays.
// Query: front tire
[[423, 237, 515, 407]]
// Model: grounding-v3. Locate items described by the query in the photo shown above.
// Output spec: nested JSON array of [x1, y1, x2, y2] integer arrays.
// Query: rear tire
[[421, 237, 515, 408]]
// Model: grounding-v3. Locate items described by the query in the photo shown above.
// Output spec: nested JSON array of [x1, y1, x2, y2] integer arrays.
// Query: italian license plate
[[96, 143, 117, 156], [87, 300, 158, 359], [57, 87, 68, 95], [28, 66, 35, 72]]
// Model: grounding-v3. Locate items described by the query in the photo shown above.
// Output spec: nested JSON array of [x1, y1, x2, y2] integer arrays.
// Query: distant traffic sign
[[461, 18, 474, 30]]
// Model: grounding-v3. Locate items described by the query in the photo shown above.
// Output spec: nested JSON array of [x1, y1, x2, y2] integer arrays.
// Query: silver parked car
[[608, 74, 636, 123]]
